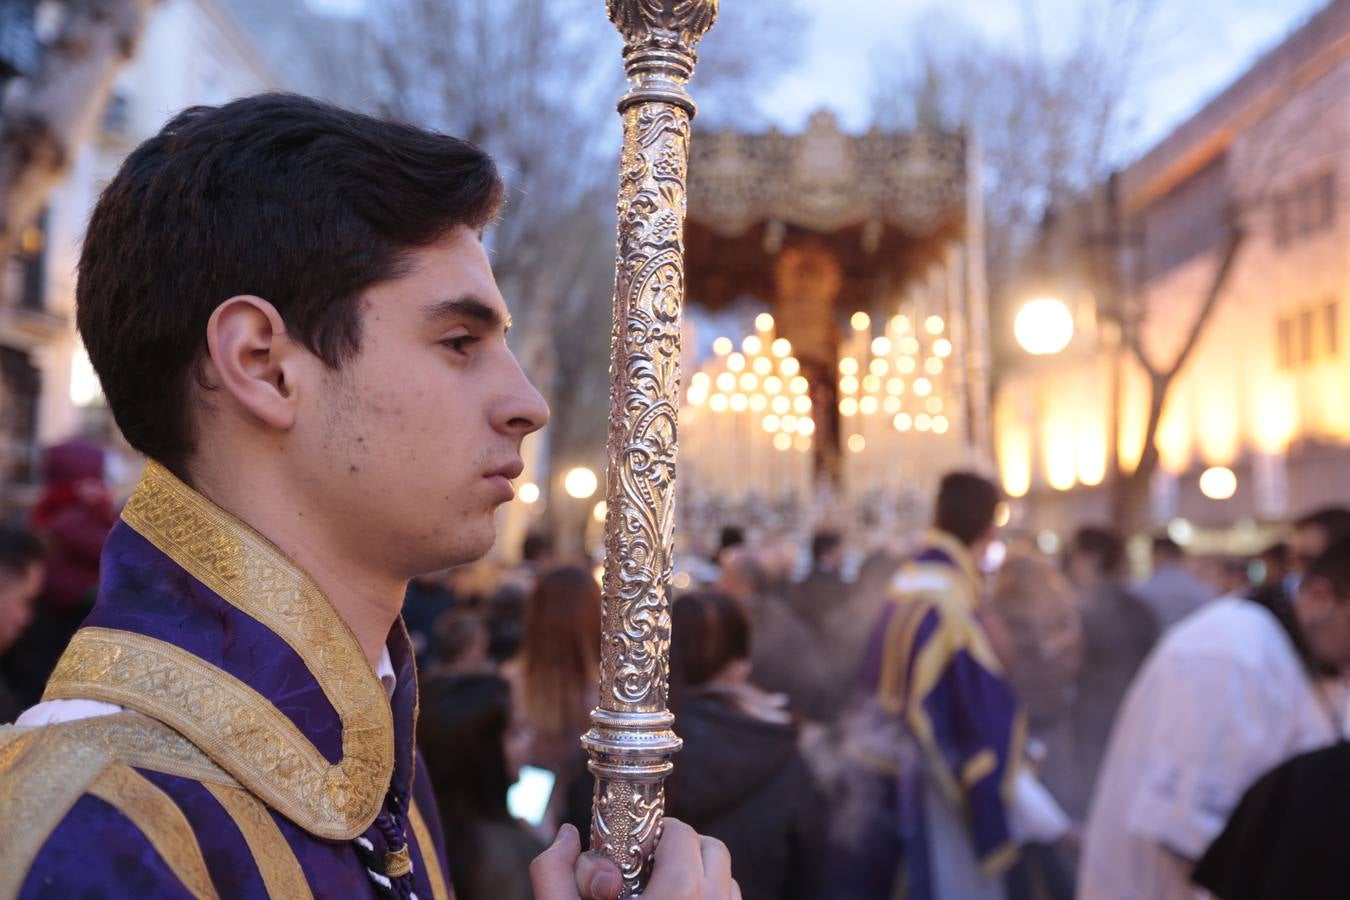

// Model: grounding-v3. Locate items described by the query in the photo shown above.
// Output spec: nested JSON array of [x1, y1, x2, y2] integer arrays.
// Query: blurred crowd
[[4, 443, 1350, 900]]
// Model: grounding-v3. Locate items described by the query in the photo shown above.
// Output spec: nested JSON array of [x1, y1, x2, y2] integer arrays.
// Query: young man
[[831, 471, 1067, 900], [1078, 538, 1350, 900], [0, 94, 732, 900]]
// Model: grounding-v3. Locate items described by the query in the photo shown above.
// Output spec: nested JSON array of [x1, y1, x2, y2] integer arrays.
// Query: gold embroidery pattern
[[89, 460, 393, 837], [88, 764, 220, 900], [46, 628, 385, 840], [0, 726, 114, 900], [204, 781, 314, 900], [49, 714, 236, 786], [409, 800, 453, 900]]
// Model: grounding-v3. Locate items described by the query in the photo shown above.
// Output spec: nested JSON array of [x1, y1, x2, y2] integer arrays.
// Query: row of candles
[[681, 313, 816, 503], [837, 309, 960, 505], [679, 306, 962, 511]]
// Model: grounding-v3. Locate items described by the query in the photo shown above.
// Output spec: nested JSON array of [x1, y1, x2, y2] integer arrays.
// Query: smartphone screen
[[507, 765, 557, 826]]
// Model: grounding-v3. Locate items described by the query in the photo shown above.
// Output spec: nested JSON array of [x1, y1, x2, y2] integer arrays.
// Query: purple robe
[[0, 461, 454, 899], [829, 530, 1025, 900]]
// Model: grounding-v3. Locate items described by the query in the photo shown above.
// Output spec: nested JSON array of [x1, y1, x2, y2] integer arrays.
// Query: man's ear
[[204, 296, 301, 431]]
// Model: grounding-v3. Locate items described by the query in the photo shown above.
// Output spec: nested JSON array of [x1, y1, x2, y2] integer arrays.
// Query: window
[[1273, 170, 1339, 249], [1318, 172, 1337, 231], [1277, 300, 1341, 369], [1273, 195, 1291, 248], [1299, 309, 1316, 364], [1277, 316, 1294, 368], [1324, 300, 1340, 357]]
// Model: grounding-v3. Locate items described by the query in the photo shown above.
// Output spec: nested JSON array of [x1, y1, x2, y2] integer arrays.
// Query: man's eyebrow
[[424, 295, 512, 332]]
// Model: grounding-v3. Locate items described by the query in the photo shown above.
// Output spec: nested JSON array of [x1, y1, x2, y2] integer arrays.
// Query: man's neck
[[189, 462, 404, 669]]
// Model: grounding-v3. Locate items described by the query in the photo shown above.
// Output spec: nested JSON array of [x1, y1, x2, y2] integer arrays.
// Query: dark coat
[[1194, 740, 1350, 899], [666, 686, 826, 900]]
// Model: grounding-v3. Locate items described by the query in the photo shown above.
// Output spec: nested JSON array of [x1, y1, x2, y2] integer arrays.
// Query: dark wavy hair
[[76, 93, 503, 477]]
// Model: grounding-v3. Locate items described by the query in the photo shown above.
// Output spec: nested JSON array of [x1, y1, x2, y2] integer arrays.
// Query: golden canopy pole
[[583, 1, 717, 895]]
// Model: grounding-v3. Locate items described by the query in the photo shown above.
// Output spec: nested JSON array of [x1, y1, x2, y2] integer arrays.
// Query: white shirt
[[1078, 598, 1346, 900], [17, 647, 398, 727]]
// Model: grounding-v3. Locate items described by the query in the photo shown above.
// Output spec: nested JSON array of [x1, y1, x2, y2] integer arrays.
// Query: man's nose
[[495, 355, 551, 438]]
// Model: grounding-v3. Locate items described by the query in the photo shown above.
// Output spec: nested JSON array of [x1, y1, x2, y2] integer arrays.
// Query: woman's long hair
[[668, 590, 750, 710], [518, 565, 602, 739]]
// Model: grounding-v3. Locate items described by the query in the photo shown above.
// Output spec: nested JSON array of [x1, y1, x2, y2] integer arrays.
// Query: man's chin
[[448, 520, 497, 567]]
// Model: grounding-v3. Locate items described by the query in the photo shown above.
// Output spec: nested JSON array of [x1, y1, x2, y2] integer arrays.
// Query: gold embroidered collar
[[44, 461, 395, 839], [924, 528, 984, 606]]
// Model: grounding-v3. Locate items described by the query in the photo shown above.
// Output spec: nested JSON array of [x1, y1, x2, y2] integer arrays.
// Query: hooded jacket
[[665, 684, 825, 900]]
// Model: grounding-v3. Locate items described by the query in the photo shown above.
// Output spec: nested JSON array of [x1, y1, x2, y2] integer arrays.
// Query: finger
[[699, 835, 732, 890], [530, 824, 583, 900], [575, 851, 623, 900], [731, 878, 744, 900], [647, 818, 701, 897]]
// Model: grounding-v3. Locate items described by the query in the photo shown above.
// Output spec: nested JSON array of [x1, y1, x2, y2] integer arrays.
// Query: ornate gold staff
[[582, 1, 718, 895]]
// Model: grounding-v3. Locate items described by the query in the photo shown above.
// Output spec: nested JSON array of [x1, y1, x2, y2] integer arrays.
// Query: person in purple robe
[[829, 471, 1069, 900], [0, 94, 734, 900]]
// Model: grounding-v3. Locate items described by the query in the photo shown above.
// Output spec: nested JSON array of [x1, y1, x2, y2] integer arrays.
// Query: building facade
[[0, 0, 289, 509], [995, 0, 1350, 549]]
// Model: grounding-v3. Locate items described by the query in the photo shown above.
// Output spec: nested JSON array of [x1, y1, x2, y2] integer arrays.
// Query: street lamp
[[1014, 297, 1075, 355], [563, 466, 598, 500], [1199, 466, 1237, 500]]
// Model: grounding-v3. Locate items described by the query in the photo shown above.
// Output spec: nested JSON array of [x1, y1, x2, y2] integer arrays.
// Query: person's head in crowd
[[517, 565, 601, 738], [484, 583, 527, 663], [1066, 526, 1126, 591], [0, 527, 46, 654], [716, 525, 745, 563], [989, 554, 1082, 718], [756, 531, 799, 586], [715, 545, 770, 602], [1150, 536, 1187, 571], [1259, 542, 1292, 587], [1291, 507, 1350, 575], [520, 531, 554, 567], [433, 608, 492, 675], [668, 590, 752, 709], [1209, 557, 1251, 597], [1293, 538, 1350, 672], [811, 530, 844, 575], [416, 673, 526, 835], [933, 471, 1001, 558]]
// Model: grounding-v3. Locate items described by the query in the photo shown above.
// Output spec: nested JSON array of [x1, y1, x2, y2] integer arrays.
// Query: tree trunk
[[0, 0, 159, 257], [1110, 224, 1244, 537]]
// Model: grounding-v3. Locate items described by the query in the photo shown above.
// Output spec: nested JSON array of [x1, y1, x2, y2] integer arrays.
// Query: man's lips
[[484, 459, 524, 501]]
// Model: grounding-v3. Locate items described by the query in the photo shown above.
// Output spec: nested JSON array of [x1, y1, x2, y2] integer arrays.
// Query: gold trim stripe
[[204, 782, 313, 900], [0, 726, 111, 900], [50, 714, 236, 786], [46, 628, 380, 840], [961, 748, 998, 787], [409, 800, 453, 900], [99, 460, 393, 838], [88, 764, 219, 900]]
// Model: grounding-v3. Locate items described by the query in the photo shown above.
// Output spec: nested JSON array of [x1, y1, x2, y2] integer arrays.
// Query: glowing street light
[[1014, 297, 1074, 355], [518, 482, 540, 505], [1199, 466, 1237, 500], [564, 466, 599, 499]]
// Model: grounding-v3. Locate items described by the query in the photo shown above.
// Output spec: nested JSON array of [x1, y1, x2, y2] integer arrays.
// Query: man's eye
[[441, 336, 479, 354]]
